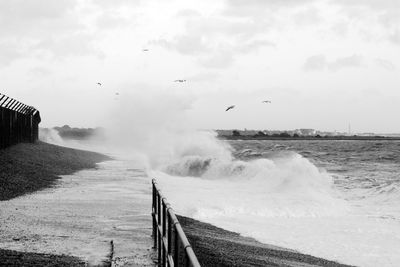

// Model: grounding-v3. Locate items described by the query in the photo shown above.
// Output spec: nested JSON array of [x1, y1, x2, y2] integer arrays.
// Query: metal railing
[[152, 179, 201, 267], [0, 93, 41, 149]]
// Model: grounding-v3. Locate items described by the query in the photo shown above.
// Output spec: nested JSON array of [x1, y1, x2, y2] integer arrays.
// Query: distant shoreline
[[219, 135, 400, 141]]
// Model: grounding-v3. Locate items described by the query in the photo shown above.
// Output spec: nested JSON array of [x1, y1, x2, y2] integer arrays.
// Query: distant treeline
[[50, 125, 103, 140], [219, 130, 400, 141]]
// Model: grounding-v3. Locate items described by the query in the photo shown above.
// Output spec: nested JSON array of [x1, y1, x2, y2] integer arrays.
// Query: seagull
[[97, 82, 102, 86], [115, 92, 119, 95], [174, 79, 186, 83], [225, 105, 235, 112], [262, 100, 271, 103], [142, 49, 149, 52]]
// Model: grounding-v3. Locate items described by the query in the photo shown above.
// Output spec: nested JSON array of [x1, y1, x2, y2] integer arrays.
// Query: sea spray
[[39, 128, 64, 145], [39, 127, 104, 152], [40, 92, 349, 219], [152, 151, 349, 219]]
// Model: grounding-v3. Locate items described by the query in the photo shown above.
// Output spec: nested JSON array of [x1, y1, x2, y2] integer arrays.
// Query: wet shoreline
[[0, 141, 110, 201], [178, 215, 354, 267], [0, 142, 113, 266]]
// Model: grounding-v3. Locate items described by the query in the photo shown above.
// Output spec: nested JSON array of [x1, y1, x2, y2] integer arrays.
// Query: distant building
[[240, 130, 258, 136], [358, 132, 376, 137], [297, 129, 316, 136]]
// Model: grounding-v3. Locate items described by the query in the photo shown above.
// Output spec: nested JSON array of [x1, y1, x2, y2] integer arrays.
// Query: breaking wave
[[152, 132, 349, 219]]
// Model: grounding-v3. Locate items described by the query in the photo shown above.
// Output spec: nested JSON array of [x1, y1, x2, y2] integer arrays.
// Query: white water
[[144, 133, 400, 267]]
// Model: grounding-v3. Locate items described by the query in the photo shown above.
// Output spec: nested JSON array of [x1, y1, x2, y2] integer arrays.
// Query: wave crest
[[156, 143, 349, 218]]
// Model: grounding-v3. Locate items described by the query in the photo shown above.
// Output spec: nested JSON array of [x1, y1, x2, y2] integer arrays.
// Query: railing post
[[162, 199, 167, 267], [167, 209, 172, 267], [174, 224, 179, 267], [152, 181, 157, 249], [158, 192, 162, 266]]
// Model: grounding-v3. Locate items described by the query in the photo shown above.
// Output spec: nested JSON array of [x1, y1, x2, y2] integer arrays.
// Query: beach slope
[[0, 141, 110, 201], [0, 142, 111, 266], [178, 216, 354, 267]]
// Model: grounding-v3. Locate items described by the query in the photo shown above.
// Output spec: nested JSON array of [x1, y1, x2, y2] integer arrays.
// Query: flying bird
[[115, 92, 119, 95], [262, 100, 271, 103], [142, 49, 149, 52], [225, 105, 235, 112], [97, 82, 102, 86], [174, 79, 186, 83]]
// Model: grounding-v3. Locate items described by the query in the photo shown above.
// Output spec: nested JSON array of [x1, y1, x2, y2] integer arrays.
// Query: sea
[[153, 138, 400, 267], [41, 128, 400, 266]]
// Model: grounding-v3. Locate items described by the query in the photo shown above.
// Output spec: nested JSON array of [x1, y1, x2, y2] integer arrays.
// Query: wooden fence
[[0, 93, 41, 149]]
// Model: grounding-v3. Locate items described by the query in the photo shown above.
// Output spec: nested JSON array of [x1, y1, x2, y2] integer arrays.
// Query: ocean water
[[41, 128, 399, 266], [152, 138, 400, 267]]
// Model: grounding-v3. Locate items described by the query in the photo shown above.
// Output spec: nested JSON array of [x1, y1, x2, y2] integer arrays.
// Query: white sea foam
[[152, 152, 350, 218], [145, 131, 400, 267]]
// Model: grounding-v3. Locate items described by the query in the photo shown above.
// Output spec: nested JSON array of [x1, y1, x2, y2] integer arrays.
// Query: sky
[[1, 0, 399, 133]]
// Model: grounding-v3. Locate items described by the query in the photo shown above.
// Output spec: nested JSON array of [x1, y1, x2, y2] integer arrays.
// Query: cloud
[[236, 40, 275, 52], [0, 0, 100, 65], [331, 0, 400, 45], [156, 35, 274, 56], [154, 35, 274, 68], [152, 35, 209, 56], [91, 0, 141, 30], [176, 9, 202, 18], [329, 54, 363, 71], [292, 7, 323, 26], [29, 66, 53, 76], [374, 58, 396, 70], [187, 72, 220, 83], [303, 54, 327, 71], [223, 0, 315, 18], [388, 29, 400, 44], [184, 17, 268, 39], [152, 13, 275, 68], [332, 0, 400, 10], [304, 54, 364, 71], [0, 0, 77, 20], [0, 0, 140, 65], [198, 39, 273, 68], [330, 22, 349, 36], [90, 0, 141, 8], [96, 13, 131, 30], [33, 33, 104, 59], [198, 52, 234, 69], [332, 0, 400, 25], [378, 10, 400, 28], [0, 41, 25, 67], [0, 0, 79, 37], [227, 0, 315, 8]]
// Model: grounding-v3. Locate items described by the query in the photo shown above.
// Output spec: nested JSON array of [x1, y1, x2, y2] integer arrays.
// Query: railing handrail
[[152, 179, 201, 267]]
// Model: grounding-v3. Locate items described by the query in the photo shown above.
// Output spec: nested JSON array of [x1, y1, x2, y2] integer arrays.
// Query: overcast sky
[[1, 0, 399, 133]]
